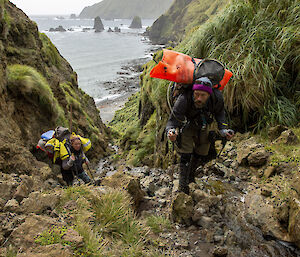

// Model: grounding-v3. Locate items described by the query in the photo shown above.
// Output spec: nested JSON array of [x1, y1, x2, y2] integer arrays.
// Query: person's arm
[[166, 94, 188, 132], [62, 154, 75, 170]]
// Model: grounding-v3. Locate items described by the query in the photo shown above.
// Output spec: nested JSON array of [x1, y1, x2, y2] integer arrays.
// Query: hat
[[192, 77, 213, 95]]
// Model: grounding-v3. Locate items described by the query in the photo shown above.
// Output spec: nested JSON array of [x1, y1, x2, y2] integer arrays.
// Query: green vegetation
[[54, 186, 166, 256], [146, 215, 172, 234], [39, 33, 61, 67], [35, 225, 69, 246], [149, 0, 229, 44], [111, 0, 300, 167], [6, 64, 67, 126]]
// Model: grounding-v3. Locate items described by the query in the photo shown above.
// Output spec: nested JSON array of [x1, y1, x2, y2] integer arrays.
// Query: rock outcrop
[[49, 25, 66, 32], [79, 0, 173, 19], [94, 16, 104, 32], [129, 16, 142, 29]]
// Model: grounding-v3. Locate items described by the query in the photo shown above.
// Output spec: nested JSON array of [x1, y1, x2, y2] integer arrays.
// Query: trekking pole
[[86, 162, 95, 183], [217, 137, 227, 158]]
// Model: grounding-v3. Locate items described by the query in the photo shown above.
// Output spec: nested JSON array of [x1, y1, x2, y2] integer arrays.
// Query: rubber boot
[[179, 162, 190, 194], [188, 155, 199, 184]]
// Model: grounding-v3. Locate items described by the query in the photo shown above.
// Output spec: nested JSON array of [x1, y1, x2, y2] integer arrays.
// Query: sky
[[9, 0, 102, 15]]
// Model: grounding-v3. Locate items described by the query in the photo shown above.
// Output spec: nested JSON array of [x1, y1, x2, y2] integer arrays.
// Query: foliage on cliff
[[147, 0, 229, 45], [79, 0, 173, 19], [111, 0, 300, 167], [0, 1, 109, 176]]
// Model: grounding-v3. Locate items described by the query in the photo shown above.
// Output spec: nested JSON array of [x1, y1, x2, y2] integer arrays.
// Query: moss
[[39, 33, 61, 67]]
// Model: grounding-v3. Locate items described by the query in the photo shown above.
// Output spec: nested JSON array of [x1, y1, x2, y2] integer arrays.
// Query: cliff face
[[147, 0, 228, 44], [0, 0, 109, 177], [79, 0, 174, 19]]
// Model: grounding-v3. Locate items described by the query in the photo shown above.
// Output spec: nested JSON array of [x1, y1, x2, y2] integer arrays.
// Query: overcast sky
[[10, 0, 102, 15]]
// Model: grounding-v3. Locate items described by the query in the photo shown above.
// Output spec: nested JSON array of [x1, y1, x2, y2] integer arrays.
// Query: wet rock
[[49, 25, 66, 32], [248, 149, 270, 167], [171, 192, 194, 224], [237, 138, 264, 166], [4, 199, 21, 213], [21, 191, 60, 214], [197, 216, 214, 229], [192, 189, 209, 203], [274, 130, 299, 145], [264, 166, 276, 178], [62, 228, 84, 247], [288, 197, 300, 248], [268, 125, 288, 141], [213, 246, 228, 257], [94, 16, 104, 32], [244, 187, 291, 242]]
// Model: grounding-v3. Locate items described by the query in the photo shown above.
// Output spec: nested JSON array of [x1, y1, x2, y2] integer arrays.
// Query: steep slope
[[79, 0, 174, 19], [111, 0, 300, 167], [0, 0, 109, 178], [147, 0, 229, 44]]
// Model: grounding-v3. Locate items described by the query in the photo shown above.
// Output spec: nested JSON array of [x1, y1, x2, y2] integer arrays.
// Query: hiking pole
[[86, 162, 96, 183], [217, 137, 227, 158]]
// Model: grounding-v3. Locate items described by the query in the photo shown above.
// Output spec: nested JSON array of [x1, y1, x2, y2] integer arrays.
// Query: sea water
[[31, 16, 155, 102]]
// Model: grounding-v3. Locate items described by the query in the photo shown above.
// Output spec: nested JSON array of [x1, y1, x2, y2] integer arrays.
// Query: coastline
[[96, 46, 161, 123]]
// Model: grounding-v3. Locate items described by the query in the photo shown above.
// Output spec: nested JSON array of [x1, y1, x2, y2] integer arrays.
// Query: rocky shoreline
[[96, 46, 162, 123]]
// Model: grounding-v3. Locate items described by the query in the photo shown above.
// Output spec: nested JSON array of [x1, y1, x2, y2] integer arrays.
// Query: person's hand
[[70, 154, 75, 161], [167, 128, 178, 142], [219, 129, 234, 140]]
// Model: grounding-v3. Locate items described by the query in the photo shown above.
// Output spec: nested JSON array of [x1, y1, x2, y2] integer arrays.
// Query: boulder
[[114, 27, 121, 32], [61, 228, 84, 247], [268, 125, 288, 141], [9, 214, 63, 251], [107, 27, 113, 32], [247, 149, 270, 167], [21, 191, 60, 214], [264, 166, 276, 178], [101, 171, 145, 207], [14, 176, 33, 202], [288, 197, 300, 248], [171, 192, 194, 224], [94, 16, 104, 32], [274, 130, 299, 145], [129, 16, 142, 28], [4, 199, 21, 213], [237, 137, 264, 166]]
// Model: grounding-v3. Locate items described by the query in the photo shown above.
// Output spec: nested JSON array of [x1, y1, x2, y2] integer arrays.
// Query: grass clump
[[39, 32, 61, 67], [146, 215, 172, 234], [34, 225, 69, 246], [178, 0, 300, 130], [6, 64, 67, 126], [56, 186, 167, 256]]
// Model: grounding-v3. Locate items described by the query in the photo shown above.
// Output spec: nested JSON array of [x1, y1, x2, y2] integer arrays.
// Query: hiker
[[166, 77, 234, 194], [61, 135, 91, 186]]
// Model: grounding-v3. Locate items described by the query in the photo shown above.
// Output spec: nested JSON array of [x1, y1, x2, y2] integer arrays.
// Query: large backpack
[[36, 127, 91, 164]]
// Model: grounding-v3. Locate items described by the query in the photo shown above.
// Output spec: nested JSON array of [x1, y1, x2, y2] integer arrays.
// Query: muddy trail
[[95, 136, 300, 257]]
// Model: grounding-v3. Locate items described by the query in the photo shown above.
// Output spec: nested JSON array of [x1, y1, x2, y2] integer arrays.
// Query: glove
[[219, 129, 234, 137]]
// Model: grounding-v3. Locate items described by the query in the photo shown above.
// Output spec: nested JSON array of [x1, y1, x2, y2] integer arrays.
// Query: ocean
[[31, 16, 155, 103]]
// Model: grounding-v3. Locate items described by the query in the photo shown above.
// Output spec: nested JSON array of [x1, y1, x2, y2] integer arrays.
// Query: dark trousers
[[61, 169, 91, 186]]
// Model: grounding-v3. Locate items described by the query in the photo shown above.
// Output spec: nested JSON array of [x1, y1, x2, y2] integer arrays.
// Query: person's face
[[72, 139, 81, 151], [193, 90, 210, 108]]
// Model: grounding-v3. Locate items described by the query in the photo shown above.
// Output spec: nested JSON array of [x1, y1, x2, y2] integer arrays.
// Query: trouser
[[61, 169, 91, 186], [176, 126, 211, 194]]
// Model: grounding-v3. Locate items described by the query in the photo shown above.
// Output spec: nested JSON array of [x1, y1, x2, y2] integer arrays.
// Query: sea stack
[[129, 16, 142, 29], [94, 16, 104, 32]]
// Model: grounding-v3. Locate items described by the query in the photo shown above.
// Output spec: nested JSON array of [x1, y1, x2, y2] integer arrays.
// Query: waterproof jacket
[[166, 88, 227, 132]]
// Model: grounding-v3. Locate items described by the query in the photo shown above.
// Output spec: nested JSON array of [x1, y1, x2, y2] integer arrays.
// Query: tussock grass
[[6, 64, 67, 125], [178, 0, 300, 129], [56, 186, 166, 256], [39, 33, 61, 67], [146, 215, 172, 234]]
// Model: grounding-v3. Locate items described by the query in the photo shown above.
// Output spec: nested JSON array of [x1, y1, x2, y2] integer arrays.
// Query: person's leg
[[175, 127, 194, 194], [61, 169, 74, 186], [78, 171, 91, 184]]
